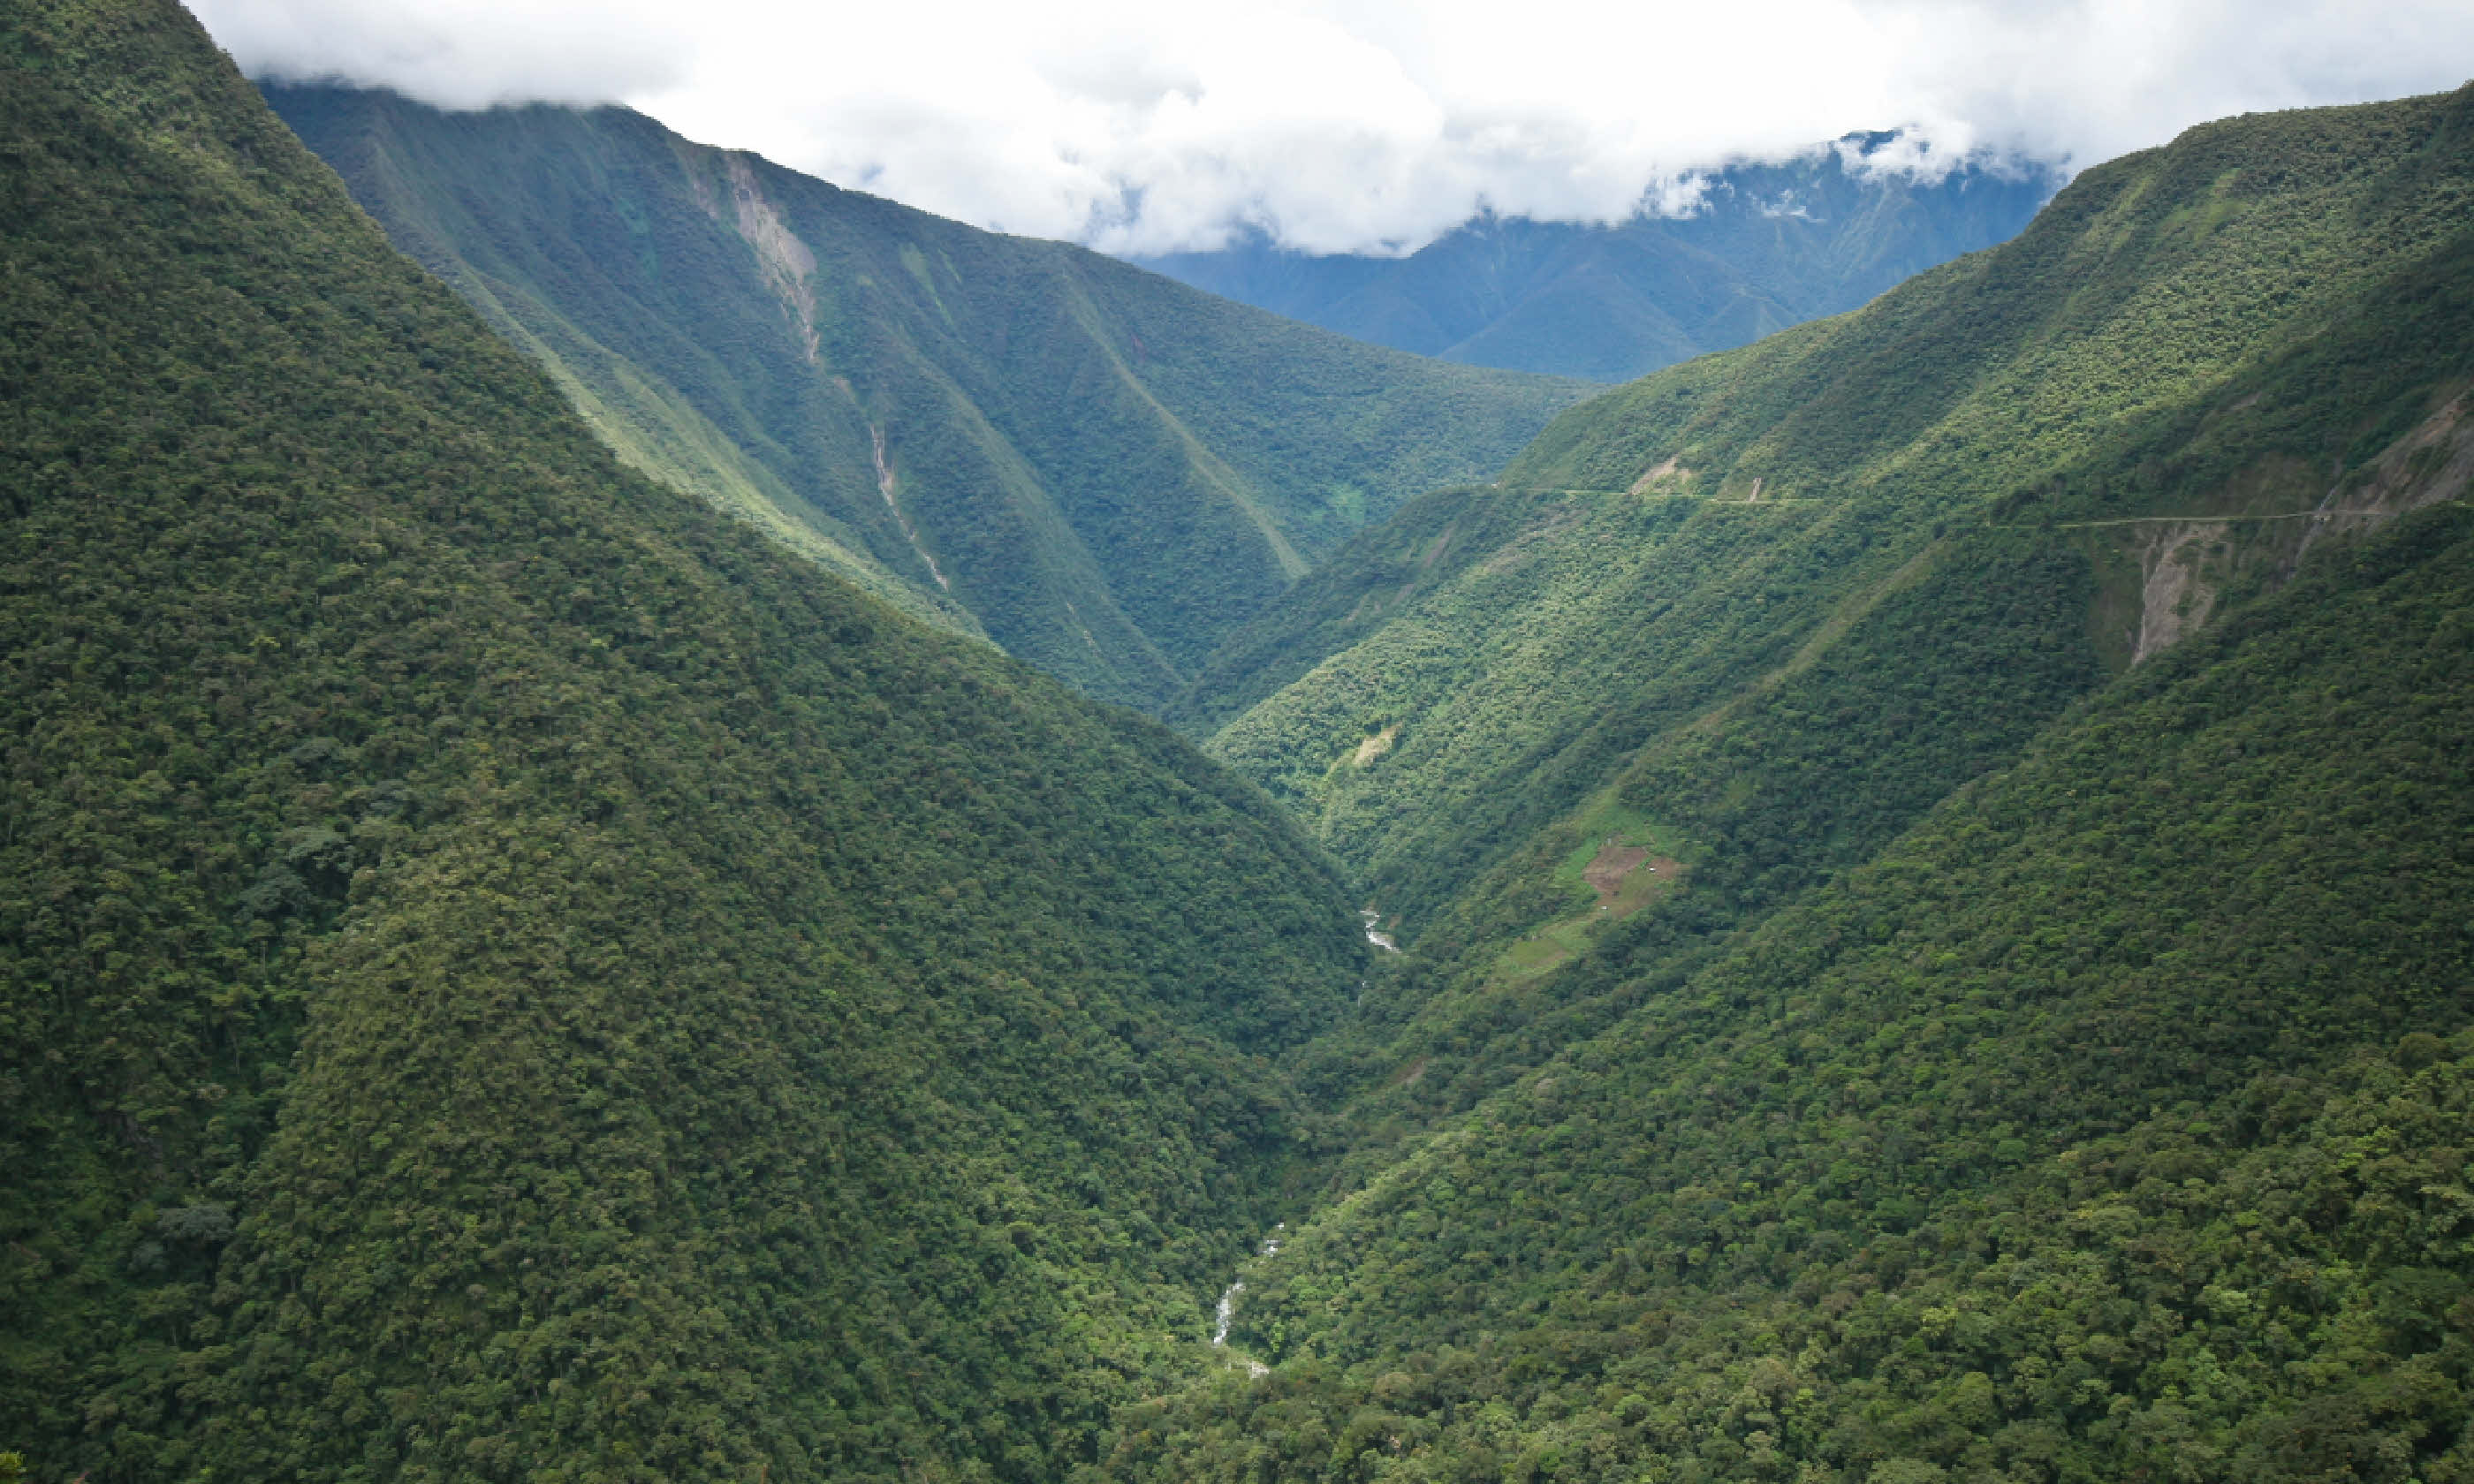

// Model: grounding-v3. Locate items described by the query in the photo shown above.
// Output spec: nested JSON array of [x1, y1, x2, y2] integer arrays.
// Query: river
[[1210, 1225, 1284, 1375]]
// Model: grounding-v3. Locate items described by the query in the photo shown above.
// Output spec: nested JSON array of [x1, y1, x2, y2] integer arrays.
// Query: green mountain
[[1132, 138, 2059, 382], [260, 84, 1587, 710], [0, 3, 1370, 1480], [1120, 504, 2474, 1484], [10, 0, 2473, 1478], [1188, 84, 2474, 943], [1107, 86, 2474, 1482]]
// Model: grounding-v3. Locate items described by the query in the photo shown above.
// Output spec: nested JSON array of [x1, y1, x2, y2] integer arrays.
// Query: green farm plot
[[1492, 798, 1691, 981]]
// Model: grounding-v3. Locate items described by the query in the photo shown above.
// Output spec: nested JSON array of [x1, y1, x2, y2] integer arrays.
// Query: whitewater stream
[[1210, 1225, 1283, 1376], [1206, 917, 1385, 1367]]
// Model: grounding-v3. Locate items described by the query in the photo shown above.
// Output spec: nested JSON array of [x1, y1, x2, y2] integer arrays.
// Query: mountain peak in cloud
[[1133, 136, 2061, 381]]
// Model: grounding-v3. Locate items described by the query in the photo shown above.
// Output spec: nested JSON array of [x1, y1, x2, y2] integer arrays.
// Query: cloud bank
[[191, 0, 2474, 255]]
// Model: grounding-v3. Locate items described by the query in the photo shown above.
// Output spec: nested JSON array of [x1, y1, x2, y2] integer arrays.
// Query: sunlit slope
[[1199, 86, 2474, 939], [266, 84, 1588, 709], [1104, 84, 2474, 1484], [1115, 501, 2474, 1484], [0, 4, 1364, 1479]]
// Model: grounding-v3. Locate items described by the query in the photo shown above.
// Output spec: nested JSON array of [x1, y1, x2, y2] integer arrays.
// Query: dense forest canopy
[[0, 2, 1368, 1478], [2, 0, 2470, 1480], [1108, 80, 2474, 1484], [1119, 500, 2474, 1483]]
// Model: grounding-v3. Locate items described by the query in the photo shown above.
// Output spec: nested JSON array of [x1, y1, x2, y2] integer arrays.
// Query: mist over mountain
[[191, 0, 2474, 262], [1132, 137, 2060, 381]]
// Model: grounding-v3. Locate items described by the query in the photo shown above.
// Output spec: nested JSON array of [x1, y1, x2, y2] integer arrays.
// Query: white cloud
[[194, 0, 694, 109], [189, 0, 2474, 254]]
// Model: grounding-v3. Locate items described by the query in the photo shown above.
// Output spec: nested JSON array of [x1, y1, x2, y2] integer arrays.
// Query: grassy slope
[[264, 86, 1588, 710], [0, 4, 1367, 1479]]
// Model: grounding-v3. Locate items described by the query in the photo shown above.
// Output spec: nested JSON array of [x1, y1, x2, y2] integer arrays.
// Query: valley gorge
[[4, 3, 2473, 1481]]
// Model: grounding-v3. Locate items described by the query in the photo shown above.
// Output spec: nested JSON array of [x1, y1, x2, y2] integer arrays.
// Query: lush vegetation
[[0, 4, 1370, 1479], [1279, 537, 2107, 1156], [1198, 82, 2474, 943], [264, 84, 1588, 710], [1110, 502, 2474, 1483], [1135, 137, 2057, 382], [8, 5, 2473, 1479], [1106, 85, 2474, 1484]]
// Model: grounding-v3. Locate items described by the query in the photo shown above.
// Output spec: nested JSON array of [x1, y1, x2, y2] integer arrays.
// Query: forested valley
[[3, 2, 2470, 1481], [259, 82, 1587, 711]]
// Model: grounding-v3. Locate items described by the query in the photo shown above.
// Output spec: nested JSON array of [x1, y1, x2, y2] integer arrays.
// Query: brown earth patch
[[1492, 841, 1685, 985], [2126, 392, 2474, 662], [1582, 841, 1651, 905], [1628, 457, 1689, 494], [2296, 390, 2474, 560], [2132, 521, 2220, 664], [1582, 840, 1682, 912]]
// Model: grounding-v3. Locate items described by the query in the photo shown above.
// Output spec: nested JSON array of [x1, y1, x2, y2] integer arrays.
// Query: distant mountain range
[[1133, 135, 2061, 381], [262, 85, 1585, 709]]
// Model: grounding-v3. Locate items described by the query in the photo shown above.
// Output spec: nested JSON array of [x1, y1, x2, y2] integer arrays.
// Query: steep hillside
[[1134, 137, 2056, 382], [1196, 86, 2474, 949], [0, 4, 1365, 1480], [1116, 500, 2474, 1484], [262, 85, 1588, 710], [1104, 87, 2474, 1484]]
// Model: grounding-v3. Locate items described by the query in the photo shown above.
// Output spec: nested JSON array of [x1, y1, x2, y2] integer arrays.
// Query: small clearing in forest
[[1583, 841, 1651, 903], [1492, 809, 1690, 983], [1582, 839, 1681, 916]]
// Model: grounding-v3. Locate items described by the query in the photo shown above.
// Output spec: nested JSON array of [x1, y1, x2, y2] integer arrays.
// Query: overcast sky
[[192, 0, 2474, 257]]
